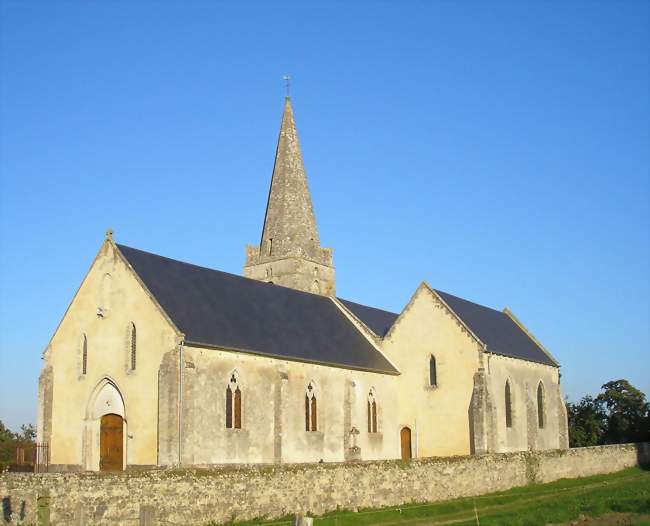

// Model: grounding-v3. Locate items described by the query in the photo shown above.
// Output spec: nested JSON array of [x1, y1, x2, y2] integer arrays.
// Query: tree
[[0, 420, 37, 471], [567, 379, 649, 448], [596, 380, 649, 444], [567, 395, 606, 447], [0, 420, 15, 443], [0, 420, 18, 470], [17, 424, 36, 442]]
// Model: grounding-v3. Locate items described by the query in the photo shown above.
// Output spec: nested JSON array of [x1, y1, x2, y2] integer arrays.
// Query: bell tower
[[244, 97, 335, 296]]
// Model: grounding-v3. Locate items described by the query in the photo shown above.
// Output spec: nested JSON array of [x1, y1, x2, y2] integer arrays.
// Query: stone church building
[[38, 98, 569, 471]]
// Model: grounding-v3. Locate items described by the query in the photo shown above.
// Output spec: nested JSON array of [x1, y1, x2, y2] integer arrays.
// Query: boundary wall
[[2, 443, 648, 525]]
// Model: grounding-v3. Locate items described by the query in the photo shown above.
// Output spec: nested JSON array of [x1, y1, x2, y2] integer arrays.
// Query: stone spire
[[260, 97, 321, 259], [244, 97, 335, 296]]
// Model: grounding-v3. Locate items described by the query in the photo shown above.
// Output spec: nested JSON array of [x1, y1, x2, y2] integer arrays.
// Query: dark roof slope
[[117, 244, 398, 374], [338, 298, 398, 338], [434, 289, 557, 367]]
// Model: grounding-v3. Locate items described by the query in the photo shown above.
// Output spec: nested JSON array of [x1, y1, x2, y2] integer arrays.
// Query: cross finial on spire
[[282, 75, 291, 98]]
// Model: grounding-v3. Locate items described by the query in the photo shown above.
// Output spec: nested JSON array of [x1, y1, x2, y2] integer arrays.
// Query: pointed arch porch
[[82, 377, 128, 471]]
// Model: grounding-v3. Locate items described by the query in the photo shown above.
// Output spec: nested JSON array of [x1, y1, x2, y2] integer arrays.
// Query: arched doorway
[[83, 378, 126, 471], [400, 427, 412, 459], [100, 414, 123, 471]]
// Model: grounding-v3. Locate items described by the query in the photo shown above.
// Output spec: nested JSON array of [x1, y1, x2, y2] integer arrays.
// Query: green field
[[226, 467, 650, 526]]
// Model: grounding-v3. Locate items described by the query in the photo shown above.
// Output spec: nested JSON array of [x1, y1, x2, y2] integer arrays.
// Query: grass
[[220, 467, 650, 526]]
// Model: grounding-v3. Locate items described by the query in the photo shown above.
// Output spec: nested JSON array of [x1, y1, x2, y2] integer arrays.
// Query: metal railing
[[15, 442, 49, 473]]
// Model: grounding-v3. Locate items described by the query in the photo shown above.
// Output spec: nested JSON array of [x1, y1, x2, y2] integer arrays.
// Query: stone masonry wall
[[2, 443, 648, 525]]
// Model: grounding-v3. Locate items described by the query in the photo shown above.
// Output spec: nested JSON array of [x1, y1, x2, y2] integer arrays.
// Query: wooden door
[[400, 427, 412, 459], [100, 414, 123, 471]]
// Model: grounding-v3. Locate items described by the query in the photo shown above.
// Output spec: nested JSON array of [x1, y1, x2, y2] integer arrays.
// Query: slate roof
[[434, 289, 557, 367], [339, 288, 556, 367], [117, 244, 398, 374], [116, 244, 555, 371], [338, 298, 399, 338]]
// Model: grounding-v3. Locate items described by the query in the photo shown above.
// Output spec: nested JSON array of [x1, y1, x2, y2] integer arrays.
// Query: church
[[37, 97, 569, 472]]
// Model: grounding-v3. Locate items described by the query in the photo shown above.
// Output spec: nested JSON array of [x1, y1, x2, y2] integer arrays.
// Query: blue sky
[[0, 1, 648, 431]]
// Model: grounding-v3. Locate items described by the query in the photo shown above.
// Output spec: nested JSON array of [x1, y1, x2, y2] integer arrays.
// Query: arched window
[[305, 381, 317, 432], [505, 380, 513, 428], [129, 323, 136, 371], [226, 372, 242, 429], [367, 388, 378, 433], [537, 382, 545, 429], [226, 385, 232, 428], [81, 334, 88, 375], [429, 355, 437, 387], [311, 280, 320, 294]]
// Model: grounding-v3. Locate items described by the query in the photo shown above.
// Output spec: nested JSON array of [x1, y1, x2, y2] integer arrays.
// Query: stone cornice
[[243, 253, 335, 269], [183, 339, 400, 376]]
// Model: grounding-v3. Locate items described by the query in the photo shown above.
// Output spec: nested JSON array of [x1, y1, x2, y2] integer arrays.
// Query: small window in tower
[[268, 238, 273, 256]]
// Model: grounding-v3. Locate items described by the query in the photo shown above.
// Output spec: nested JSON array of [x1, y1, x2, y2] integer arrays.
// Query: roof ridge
[[434, 288, 504, 315], [330, 298, 401, 373], [433, 286, 558, 367], [503, 307, 559, 366], [117, 243, 331, 301], [337, 296, 399, 317], [117, 243, 234, 276]]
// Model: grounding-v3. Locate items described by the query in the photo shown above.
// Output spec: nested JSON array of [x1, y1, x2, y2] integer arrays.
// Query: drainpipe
[[178, 340, 184, 467]]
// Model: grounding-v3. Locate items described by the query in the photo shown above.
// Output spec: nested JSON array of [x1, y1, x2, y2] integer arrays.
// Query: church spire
[[260, 97, 320, 259], [244, 97, 335, 296]]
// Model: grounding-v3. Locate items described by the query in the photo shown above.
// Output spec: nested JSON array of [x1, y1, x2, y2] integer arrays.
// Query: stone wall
[[174, 345, 399, 465], [41, 239, 181, 471], [484, 353, 566, 453], [2, 443, 648, 526]]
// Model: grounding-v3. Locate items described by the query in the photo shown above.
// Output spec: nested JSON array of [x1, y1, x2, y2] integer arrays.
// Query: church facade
[[37, 98, 569, 471]]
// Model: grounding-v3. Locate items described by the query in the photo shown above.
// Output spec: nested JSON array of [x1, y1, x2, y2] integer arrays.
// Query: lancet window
[[537, 382, 545, 429], [226, 372, 242, 429], [305, 381, 317, 432], [367, 388, 378, 433], [505, 380, 513, 428]]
